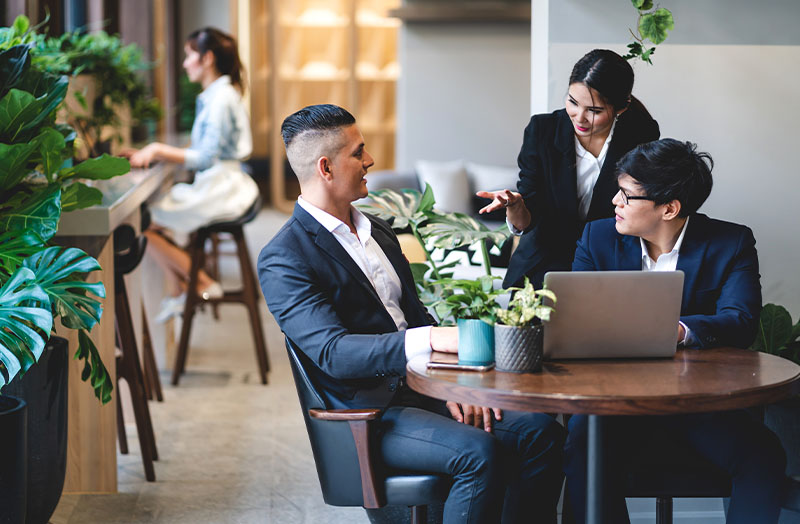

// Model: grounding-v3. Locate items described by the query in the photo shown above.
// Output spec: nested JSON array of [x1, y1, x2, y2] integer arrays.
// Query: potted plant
[[14, 17, 162, 158], [493, 279, 556, 373], [1, 21, 129, 522], [432, 275, 502, 366], [750, 303, 800, 479]]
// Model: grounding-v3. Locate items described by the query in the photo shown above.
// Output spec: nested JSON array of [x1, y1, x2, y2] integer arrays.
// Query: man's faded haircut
[[281, 104, 356, 182]]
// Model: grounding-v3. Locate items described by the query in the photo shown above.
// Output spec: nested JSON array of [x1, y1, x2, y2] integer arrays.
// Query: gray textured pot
[[494, 324, 543, 373]]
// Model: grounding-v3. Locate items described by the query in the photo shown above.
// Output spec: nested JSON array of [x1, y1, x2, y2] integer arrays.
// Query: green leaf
[[22, 246, 105, 332], [0, 45, 31, 99], [409, 262, 430, 287], [59, 154, 130, 180], [752, 304, 793, 354], [0, 266, 52, 388], [0, 88, 40, 140], [639, 8, 674, 45], [0, 183, 61, 243], [632, 0, 653, 10], [0, 140, 37, 190], [418, 212, 509, 251], [60, 182, 102, 212], [33, 126, 67, 179], [0, 229, 44, 278], [77, 330, 113, 404], [12, 16, 30, 36], [355, 186, 432, 232]]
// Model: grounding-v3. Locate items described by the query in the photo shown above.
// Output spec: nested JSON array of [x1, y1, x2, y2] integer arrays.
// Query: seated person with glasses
[[562, 138, 787, 523]]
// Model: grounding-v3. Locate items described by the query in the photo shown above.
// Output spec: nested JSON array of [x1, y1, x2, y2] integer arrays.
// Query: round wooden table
[[407, 348, 800, 524]]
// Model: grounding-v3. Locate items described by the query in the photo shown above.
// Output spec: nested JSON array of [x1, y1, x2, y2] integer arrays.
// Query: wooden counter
[[56, 162, 178, 493]]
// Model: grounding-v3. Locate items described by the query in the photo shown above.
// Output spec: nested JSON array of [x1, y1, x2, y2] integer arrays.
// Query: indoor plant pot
[[494, 322, 543, 373], [0, 395, 28, 524], [457, 318, 495, 366], [3, 337, 69, 524]]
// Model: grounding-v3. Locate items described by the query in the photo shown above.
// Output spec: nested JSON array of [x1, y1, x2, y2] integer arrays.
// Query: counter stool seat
[[171, 196, 270, 385]]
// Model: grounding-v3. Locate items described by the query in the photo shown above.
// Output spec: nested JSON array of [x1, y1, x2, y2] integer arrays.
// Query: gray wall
[[179, 0, 229, 42], [534, 0, 800, 317], [397, 23, 531, 170]]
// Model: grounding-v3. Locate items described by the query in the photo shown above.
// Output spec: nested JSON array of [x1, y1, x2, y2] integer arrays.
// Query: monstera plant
[[0, 40, 130, 403]]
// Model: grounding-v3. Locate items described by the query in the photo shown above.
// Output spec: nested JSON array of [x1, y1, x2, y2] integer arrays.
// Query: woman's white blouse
[[183, 75, 252, 171], [573, 119, 616, 221]]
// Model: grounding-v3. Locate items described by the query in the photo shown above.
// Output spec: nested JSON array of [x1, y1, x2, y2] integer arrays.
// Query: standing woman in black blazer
[[478, 49, 660, 288]]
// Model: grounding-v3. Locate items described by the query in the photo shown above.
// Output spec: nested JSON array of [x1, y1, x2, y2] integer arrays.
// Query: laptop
[[542, 271, 684, 359]]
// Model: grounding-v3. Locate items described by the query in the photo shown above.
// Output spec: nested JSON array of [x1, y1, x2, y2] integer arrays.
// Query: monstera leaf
[[752, 304, 794, 354], [418, 212, 510, 251], [0, 266, 52, 387], [23, 246, 105, 330], [356, 183, 435, 231], [76, 329, 112, 403]]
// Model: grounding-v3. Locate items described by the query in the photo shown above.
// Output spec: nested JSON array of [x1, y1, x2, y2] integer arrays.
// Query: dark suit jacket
[[258, 204, 434, 409], [504, 108, 660, 288], [572, 214, 762, 349]]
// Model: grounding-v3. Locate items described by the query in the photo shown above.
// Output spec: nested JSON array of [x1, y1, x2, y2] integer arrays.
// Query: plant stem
[[413, 226, 441, 279], [480, 241, 492, 277]]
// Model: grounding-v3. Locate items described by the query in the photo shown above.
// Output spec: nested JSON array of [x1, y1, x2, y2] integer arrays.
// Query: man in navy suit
[[258, 104, 565, 523], [563, 139, 786, 523]]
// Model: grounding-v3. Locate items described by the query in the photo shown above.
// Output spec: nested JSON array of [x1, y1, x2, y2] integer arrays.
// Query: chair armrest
[[308, 408, 381, 421], [307, 407, 385, 508]]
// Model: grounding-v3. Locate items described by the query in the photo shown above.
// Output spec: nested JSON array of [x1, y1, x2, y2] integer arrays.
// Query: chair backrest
[[284, 337, 373, 507]]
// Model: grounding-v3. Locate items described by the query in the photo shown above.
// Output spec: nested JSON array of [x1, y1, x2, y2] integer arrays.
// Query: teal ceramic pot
[[457, 318, 495, 366]]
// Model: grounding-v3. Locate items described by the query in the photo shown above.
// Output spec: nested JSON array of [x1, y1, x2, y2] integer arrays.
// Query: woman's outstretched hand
[[476, 189, 522, 214], [121, 143, 162, 169], [476, 189, 531, 232]]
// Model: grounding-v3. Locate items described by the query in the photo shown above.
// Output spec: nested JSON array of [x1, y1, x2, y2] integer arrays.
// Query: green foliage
[[3, 15, 161, 157], [431, 275, 502, 326], [623, 1, 674, 65], [0, 34, 125, 402], [495, 278, 556, 327], [751, 304, 800, 365]]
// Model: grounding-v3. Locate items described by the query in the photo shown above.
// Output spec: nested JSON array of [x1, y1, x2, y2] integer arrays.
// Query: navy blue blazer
[[572, 213, 762, 349], [258, 204, 434, 409], [504, 108, 660, 288]]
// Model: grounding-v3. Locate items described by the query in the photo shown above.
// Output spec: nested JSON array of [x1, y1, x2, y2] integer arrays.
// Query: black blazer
[[257, 204, 434, 410], [504, 108, 660, 288]]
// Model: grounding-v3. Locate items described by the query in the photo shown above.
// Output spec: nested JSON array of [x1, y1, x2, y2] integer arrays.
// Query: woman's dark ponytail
[[186, 27, 247, 95], [569, 49, 650, 117]]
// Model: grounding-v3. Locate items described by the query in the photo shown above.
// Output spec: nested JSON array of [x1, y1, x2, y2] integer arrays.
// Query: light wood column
[[57, 235, 118, 493]]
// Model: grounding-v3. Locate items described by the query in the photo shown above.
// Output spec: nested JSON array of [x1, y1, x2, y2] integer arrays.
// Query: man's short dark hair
[[281, 104, 356, 147], [616, 138, 714, 217]]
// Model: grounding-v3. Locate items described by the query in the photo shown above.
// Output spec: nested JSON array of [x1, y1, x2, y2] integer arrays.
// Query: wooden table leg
[[587, 414, 604, 524]]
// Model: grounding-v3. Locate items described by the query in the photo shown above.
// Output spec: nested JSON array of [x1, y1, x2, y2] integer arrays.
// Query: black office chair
[[285, 338, 451, 524]]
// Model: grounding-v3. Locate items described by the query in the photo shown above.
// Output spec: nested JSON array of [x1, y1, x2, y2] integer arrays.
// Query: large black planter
[[0, 395, 27, 524], [4, 336, 69, 524]]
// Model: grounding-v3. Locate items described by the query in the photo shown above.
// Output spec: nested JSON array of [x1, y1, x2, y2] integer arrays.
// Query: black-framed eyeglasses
[[617, 187, 654, 206]]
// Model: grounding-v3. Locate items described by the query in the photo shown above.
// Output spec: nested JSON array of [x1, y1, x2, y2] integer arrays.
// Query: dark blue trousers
[[563, 411, 786, 524], [379, 391, 565, 524]]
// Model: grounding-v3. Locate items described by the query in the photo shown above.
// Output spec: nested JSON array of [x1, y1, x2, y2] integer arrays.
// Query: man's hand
[[446, 401, 503, 433], [431, 326, 458, 353]]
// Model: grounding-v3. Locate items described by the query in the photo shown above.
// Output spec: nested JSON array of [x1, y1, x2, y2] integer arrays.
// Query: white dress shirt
[[297, 197, 432, 360], [640, 216, 695, 346]]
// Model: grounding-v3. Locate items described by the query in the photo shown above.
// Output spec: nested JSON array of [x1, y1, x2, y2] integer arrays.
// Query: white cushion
[[466, 161, 519, 192], [415, 159, 472, 214]]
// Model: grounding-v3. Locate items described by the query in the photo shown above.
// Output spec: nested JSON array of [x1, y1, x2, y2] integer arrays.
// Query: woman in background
[[477, 49, 660, 288], [125, 27, 257, 318]]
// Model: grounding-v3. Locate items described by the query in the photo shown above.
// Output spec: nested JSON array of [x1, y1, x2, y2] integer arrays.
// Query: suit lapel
[[616, 233, 643, 270], [675, 215, 708, 310], [294, 205, 384, 306], [553, 110, 579, 220]]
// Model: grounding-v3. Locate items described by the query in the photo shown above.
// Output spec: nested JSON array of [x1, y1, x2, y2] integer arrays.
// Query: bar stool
[[171, 196, 270, 385], [114, 225, 158, 481]]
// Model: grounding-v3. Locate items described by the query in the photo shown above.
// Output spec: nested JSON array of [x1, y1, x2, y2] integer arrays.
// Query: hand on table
[[121, 143, 162, 169], [446, 402, 503, 433], [430, 326, 458, 353]]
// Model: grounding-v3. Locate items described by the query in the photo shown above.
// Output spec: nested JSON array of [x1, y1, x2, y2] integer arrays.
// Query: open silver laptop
[[542, 271, 684, 359]]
